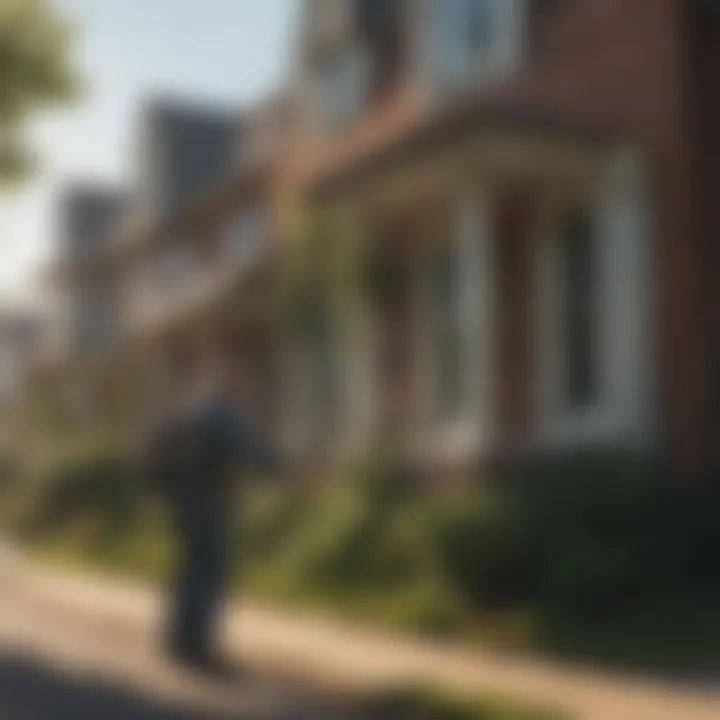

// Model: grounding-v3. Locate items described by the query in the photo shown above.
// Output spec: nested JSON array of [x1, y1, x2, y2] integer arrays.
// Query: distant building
[[134, 97, 240, 219], [0, 312, 45, 405], [55, 183, 127, 356]]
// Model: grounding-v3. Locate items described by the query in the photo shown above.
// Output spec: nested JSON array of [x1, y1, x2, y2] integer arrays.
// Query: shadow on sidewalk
[[0, 650, 349, 720]]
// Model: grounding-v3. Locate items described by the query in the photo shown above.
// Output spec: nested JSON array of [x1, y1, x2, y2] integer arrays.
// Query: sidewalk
[[10, 557, 720, 720]]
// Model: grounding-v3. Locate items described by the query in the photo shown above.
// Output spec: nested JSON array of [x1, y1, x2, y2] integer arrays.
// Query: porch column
[[340, 301, 379, 458], [338, 221, 379, 460], [457, 189, 496, 453], [598, 149, 654, 447]]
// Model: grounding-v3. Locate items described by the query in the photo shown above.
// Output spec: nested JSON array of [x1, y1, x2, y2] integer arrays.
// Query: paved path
[[4, 549, 720, 719], [0, 550, 357, 719]]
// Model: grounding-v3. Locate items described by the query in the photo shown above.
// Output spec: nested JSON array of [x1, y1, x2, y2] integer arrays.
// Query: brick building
[[47, 0, 719, 479]]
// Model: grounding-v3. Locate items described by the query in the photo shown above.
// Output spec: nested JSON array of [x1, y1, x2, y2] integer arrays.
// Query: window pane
[[440, 0, 494, 76], [465, 0, 493, 53]]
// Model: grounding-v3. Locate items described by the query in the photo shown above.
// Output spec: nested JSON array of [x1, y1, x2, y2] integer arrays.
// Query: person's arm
[[210, 402, 282, 478]]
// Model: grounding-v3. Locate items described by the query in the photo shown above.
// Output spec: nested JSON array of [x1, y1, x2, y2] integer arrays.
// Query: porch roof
[[310, 99, 627, 200]]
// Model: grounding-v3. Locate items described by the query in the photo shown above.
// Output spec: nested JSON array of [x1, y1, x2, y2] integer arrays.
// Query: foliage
[[26, 442, 144, 541], [24, 446, 720, 669], [241, 451, 720, 666], [0, 0, 82, 184], [508, 453, 720, 666]]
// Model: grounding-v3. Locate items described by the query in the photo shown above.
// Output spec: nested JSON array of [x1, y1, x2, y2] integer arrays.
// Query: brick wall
[[494, 0, 708, 476], [287, 0, 711, 475], [690, 1, 720, 475]]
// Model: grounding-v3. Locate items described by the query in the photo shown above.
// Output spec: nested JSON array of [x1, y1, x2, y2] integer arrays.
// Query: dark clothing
[[167, 481, 229, 659], [143, 394, 279, 661]]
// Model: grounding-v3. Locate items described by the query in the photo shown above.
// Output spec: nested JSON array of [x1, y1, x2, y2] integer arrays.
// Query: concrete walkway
[[6, 553, 720, 720]]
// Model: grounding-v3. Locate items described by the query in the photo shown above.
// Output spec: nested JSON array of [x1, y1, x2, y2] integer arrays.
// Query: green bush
[[239, 451, 720, 664], [507, 452, 720, 665], [27, 444, 720, 670], [28, 445, 146, 543], [429, 492, 534, 612]]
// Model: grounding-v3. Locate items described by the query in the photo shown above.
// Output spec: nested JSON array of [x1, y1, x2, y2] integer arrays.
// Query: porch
[[286, 112, 656, 471]]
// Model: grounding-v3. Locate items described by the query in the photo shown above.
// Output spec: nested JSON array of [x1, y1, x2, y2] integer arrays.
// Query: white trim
[[419, 189, 495, 460], [534, 150, 655, 451]]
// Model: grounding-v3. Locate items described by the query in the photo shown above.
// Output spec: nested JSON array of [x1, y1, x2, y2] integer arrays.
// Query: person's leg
[[189, 514, 227, 661], [166, 504, 197, 659]]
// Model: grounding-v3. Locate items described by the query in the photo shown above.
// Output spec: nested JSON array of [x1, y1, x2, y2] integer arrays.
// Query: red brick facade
[[690, 1, 720, 476], [485, 0, 712, 477]]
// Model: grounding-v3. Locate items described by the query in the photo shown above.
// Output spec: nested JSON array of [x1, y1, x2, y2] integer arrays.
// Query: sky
[[0, 0, 299, 306]]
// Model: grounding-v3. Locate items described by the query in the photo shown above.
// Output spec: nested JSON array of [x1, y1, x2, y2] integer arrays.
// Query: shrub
[[28, 445, 145, 542], [27, 444, 720, 669], [509, 452, 720, 665], [429, 492, 535, 612]]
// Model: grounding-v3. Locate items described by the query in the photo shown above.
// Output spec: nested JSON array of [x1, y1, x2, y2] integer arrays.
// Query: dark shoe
[[170, 647, 242, 681]]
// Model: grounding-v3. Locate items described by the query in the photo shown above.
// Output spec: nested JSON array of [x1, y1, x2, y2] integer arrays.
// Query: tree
[[0, 0, 81, 185]]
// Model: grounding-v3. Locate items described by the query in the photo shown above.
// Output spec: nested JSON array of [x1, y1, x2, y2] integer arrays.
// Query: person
[[142, 337, 280, 670]]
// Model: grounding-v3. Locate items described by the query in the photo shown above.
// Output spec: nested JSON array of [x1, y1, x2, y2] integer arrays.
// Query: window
[[560, 213, 599, 410], [354, 0, 402, 97], [434, 0, 525, 86], [438, 0, 495, 77], [355, 0, 399, 38], [314, 48, 371, 129], [464, 0, 494, 54]]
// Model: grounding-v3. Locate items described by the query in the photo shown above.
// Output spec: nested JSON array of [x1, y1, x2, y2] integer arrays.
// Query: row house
[[47, 0, 720, 479]]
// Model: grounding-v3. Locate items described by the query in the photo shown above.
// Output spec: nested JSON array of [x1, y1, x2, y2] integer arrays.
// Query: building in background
[[55, 183, 127, 356], [37, 0, 720, 480]]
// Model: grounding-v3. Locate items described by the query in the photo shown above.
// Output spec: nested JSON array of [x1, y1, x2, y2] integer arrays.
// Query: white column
[[458, 190, 496, 452], [598, 149, 655, 447], [534, 212, 560, 445], [340, 302, 379, 459], [326, 214, 379, 461], [412, 189, 496, 461]]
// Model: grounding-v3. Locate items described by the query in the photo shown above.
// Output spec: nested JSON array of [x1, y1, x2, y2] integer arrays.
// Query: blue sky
[[0, 0, 298, 303]]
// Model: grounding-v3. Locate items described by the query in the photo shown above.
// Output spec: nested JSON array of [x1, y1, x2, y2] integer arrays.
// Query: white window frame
[[428, 0, 525, 92], [534, 151, 655, 451], [417, 192, 495, 461], [313, 45, 372, 131]]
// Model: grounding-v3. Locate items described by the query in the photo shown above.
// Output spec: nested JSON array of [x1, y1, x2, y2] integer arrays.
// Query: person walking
[[142, 338, 280, 670]]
